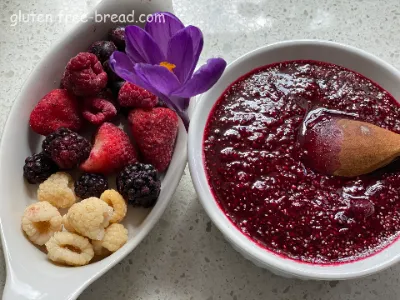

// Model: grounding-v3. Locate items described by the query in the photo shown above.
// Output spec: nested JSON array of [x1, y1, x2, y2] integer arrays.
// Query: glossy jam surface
[[203, 60, 400, 264]]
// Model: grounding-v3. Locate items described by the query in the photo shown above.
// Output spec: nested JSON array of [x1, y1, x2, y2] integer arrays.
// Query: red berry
[[29, 89, 82, 136], [80, 123, 138, 175], [62, 52, 108, 96], [128, 108, 179, 172], [118, 82, 157, 109], [82, 97, 117, 125]]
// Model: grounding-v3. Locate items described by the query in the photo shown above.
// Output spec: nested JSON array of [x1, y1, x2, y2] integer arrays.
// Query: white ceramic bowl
[[0, 0, 188, 299], [188, 40, 400, 280]]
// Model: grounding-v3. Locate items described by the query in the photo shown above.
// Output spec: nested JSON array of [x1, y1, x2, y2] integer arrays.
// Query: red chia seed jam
[[203, 60, 400, 264]]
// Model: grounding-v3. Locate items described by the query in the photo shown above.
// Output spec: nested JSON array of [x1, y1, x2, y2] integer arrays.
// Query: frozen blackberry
[[75, 173, 108, 199], [116, 163, 161, 208], [23, 153, 59, 184], [42, 127, 73, 156], [88, 41, 117, 63], [45, 129, 91, 169], [103, 60, 122, 83], [108, 26, 126, 51], [110, 80, 125, 98]]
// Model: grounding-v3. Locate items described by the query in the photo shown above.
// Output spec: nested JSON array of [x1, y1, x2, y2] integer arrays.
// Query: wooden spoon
[[299, 114, 400, 177]]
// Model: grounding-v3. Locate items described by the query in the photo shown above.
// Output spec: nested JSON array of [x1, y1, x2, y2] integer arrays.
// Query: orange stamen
[[159, 61, 176, 72]]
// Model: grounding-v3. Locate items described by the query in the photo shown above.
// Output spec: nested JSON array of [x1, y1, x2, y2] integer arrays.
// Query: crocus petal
[[172, 58, 227, 98], [185, 26, 204, 83], [125, 26, 165, 64], [109, 51, 138, 83], [134, 63, 181, 96], [166, 27, 194, 84], [145, 12, 185, 57]]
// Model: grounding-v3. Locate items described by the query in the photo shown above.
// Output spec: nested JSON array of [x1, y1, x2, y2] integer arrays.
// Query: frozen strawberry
[[118, 82, 157, 109], [29, 89, 82, 136], [128, 108, 178, 172], [80, 123, 138, 175], [82, 97, 117, 125]]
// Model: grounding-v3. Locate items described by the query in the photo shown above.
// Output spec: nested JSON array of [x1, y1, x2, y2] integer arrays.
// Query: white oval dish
[[0, 0, 189, 299], [188, 40, 400, 280]]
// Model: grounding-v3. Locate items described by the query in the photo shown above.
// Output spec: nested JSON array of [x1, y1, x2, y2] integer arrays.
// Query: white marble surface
[[1, 0, 400, 299]]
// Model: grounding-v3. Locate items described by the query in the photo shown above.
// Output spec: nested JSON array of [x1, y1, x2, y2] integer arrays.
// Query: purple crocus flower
[[109, 12, 227, 129]]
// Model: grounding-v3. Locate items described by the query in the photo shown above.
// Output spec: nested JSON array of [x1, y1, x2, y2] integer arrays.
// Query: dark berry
[[75, 173, 108, 198], [45, 128, 91, 169], [156, 99, 168, 107], [62, 52, 108, 96], [103, 60, 122, 83], [23, 153, 58, 184], [42, 127, 73, 156], [116, 163, 161, 208], [88, 41, 117, 63], [110, 80, 125, 98], [108, 26, 126, 51]]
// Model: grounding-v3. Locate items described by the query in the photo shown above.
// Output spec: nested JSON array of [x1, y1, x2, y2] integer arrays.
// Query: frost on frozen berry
[[118, 82, 157, 109], [47, 130, 91, 169], [29, 89, 82, 135], [88, 41, 117, 63], [75, 173, 109, 199], [116, 163, 161, 207], [23, 153, 58, 184], [108, 26, 126, 50], [21, 201, 62, 246], [128, 108, 179, 172], [38, 172, 76, 209], [80, 122, 138, 175], [82, 97, 117, 125], [67, 197, 113, 240], [46, 232, 94, 266], [42, 128, 74, 156], [62, 52, 108, 96]]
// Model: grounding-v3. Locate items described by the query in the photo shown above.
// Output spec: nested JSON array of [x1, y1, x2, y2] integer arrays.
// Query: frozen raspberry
[[46, 130, 91, 169], [21, 201, 62, 246], [23, 153, 59, 184], [82, 97, 117, 125], [75, 173, 109, 199], [46, 232, 94, 266], [116, 163, 161, 208], [108, 26, 126, 50], [67, 197, 113, 240], [29, 89, 82, 136], [128, 108, 179, 172], [118, 82, 157, 108], [38, 172, 76, 209], [100, 189, 127, 223], [62, 52, 108, 96], [88, 41, 117, 63], [100, 223, 128, 252], [103, 60, 122, 83]]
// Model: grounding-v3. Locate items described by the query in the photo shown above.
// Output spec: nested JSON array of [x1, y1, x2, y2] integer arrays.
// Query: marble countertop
[[1, 0, 400, 299]]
